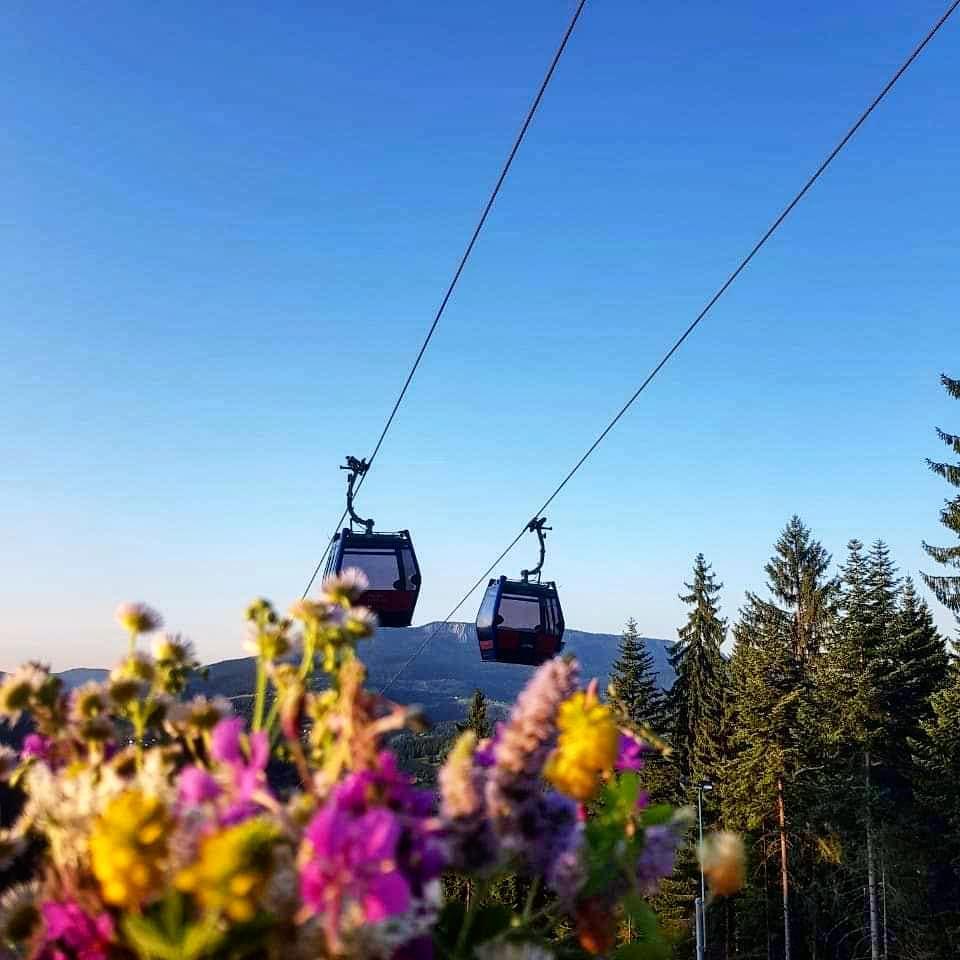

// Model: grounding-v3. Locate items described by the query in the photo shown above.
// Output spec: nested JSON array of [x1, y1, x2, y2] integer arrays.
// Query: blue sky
[[2, 1, 958, 669]]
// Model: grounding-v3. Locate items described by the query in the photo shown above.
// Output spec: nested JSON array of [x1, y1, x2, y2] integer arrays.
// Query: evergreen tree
[[610, 617, 667, 734], [724, 518, 836, 960], [457, 689, 492, 741], [668, 554, 726, 785], [887, 576, 948, 754], [922, 373, 960, 618], [760, 514, 838, 663]]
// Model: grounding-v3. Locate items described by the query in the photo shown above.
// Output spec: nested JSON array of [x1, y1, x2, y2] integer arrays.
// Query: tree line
[[607, 373, 960, 959]]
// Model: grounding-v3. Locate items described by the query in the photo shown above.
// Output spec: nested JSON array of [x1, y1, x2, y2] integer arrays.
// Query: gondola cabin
[[476, 575, 564, 665], [324, 528, 421, 628]]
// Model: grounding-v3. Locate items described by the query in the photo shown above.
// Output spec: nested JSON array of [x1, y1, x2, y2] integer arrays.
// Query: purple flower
[[300, 800, 411, 949], [178, 765, 221, 806], [209, 717, 270, 823], [39, 900, 114, 960], [21, 733, 52, 763], [485, 657, 580, 857], [538, 791, 585, 903], [615, 733, 648, 772], [636, 824, 679, 895]]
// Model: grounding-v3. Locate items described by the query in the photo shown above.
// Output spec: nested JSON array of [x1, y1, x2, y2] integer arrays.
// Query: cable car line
[[300, 0, 591, 599], [379, 0, 960, 693]]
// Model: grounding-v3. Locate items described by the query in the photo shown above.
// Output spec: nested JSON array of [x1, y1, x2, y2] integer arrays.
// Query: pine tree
[[457, 689, 492, 741], [886, 577, 948, 754], [724, 518, 836, 960], [668, 554, 726, 785], [922, 373, 960, 618], [610, 617, 667, 734]]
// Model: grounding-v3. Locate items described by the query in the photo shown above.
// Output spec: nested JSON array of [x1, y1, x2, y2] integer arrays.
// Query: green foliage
[[611, 618, 668, 735], [923, 373, 960, 617], [667, 554, 727, 786], [457, 689, 492, 741]]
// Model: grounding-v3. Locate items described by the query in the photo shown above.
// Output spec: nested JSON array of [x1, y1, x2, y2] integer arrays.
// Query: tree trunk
[[777, 779, 792, 960], [865, 752, 881, 960], [763, 834, 772, 960]]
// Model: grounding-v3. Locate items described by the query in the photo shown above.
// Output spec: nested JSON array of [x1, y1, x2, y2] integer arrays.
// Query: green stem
[[523, 876, 541, 922], [455, 879, 487, 957], [128, 630, 137, 654], [252, 657, 267, 731]]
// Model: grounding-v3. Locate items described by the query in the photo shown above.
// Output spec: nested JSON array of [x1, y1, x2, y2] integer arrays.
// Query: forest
[[438, 374, 960, 960]]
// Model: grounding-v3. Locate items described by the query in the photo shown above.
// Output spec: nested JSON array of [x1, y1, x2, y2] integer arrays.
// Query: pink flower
[[615, 732, 648, 772], [300, 798, 410, 949], [178, 765, 221, 806], [209, 716, 270, 823], [38, 900, 114, 960], [22, 733, 52, 763]]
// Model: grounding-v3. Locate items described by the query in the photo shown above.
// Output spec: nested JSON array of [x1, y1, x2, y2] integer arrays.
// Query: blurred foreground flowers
[[0, 573, 741, 960]]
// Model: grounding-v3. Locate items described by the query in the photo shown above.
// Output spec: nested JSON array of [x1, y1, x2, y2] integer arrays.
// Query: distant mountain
[[8, 624, 672, 728], [187, 622, 673, 723]]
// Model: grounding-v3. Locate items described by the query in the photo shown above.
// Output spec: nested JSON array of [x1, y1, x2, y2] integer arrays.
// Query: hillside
[[7, 624, 672, 726]]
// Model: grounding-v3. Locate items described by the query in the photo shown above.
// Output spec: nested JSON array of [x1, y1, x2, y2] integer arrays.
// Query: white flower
[[152, 633, 196, 664], [321, 567, 369, 605], [0, 664, 49, 721], [0, 882, 39, 945], [115, 601, 163, 634]]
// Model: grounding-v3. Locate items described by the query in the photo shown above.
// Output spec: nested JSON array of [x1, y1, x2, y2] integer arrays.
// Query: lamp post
[[696, 781, 713, 960]]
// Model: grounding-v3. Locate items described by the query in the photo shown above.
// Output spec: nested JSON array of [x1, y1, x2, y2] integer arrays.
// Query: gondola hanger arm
[[340, 456, 374, 533]]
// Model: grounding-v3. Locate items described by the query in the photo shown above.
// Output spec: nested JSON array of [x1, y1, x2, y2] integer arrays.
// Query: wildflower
[[243, 625, 293, 660], [38, 900, 114, 960], [537, 791, 585, 903], [289, 598, 332, 623], [165, 694, 232, 734], [300, 801, 410, 949], [343, 605, 378, 639], [575, 897, 617, 956], [438, 732, 480, 820], [699, 831, 746, 897], [0, 663, 49, 722], [21, 732, 52, 763], [544, 689, 619, 802], [69, 681, 109, 722], [321, 567, 369, 605], [0, 883, 39, 947], [178, 766, 221, 806], [615, 731, 648, 772], [486, 657, 579, 856], [152, 632, 196, 664], [115, 601, 163, 636], [438, 732, 500, 874], [0, 745, 18, 781], [636, 824, 680, 895], [210, 717, 271, 823], [177, 818, 280, 922], [0, 830, 25, 870], [89, 789, 170, 908], [113, 650, 155, 682]]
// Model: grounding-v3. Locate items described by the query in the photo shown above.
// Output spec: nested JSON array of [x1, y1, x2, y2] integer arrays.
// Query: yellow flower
[[89, 790, 169, 908], [176, 819, 279, 922], [544, 690, 619, 801]]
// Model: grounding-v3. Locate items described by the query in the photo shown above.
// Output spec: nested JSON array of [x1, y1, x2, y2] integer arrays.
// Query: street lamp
[[695, 781, 713, 960]]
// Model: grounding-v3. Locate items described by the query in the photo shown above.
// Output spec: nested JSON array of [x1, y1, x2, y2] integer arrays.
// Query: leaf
[[181, 920, 226, 960], [621, 894, 658, 942], [612, 941, 670, 960], [434, 900, 467, 952], [121, 914, 181, 960], [638, 804, 673, 828], [468, 905, 513, 945]]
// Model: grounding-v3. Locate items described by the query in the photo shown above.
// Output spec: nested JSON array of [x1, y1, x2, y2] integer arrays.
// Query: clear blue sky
[[2, 1, 958, 670]]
